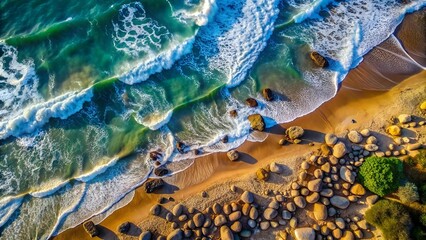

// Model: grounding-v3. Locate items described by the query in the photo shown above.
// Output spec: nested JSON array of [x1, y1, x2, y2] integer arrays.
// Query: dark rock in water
[[83, 221, 99, 237], [262, 88, 274, 101], [248, 114, 265, 131], [310, 52, 328, 68], [176, 141, 185, 153], [150, 151, 162, 161], [154, 161, 161, 167], [245, 98, 258, 107], [154, 167, 169, 176], [144, 179, 165, 193], [230, 109, 238, 118], [193, 149, 201, 155], [222, 135, 229, 143], [118, 221, 131, 234]]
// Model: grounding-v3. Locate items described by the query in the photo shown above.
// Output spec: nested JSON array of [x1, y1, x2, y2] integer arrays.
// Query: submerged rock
[[154, 167, 169, 176], [262, 88, 274, 101], [310, 52, 329, 68], [176, 141, 186, 153], [248, 114, 265, 131], [230, 109, 238, 118], [245, 98, 258, 107], [83, 221, 99, 237], [149, 151, 162, 161]]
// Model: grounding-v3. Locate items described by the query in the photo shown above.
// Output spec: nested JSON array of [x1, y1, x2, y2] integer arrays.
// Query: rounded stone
[[294, 196, 307, 208], [306, 192, 320, 203], [313, 203, 328, 221], [308, 179, 323, 192], [325, 133, 338, 146], [263, 208, 278, 220], [229, 211, 242, 222], [241, 191, 254, 204], [333, 142, 347, 158], [214, 215, 227, 227], [172, 204, 184, 217], [220, 226, 234, 240], [348, 131, 363, 143], [330, 196, 350, 209]]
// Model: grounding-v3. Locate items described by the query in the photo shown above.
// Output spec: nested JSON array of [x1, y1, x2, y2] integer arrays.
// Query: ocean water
[[0, 0, 425, 238]]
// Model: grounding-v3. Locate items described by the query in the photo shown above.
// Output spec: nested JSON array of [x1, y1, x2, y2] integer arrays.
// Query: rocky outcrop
[[310, 52, 329, 68], [83, 221, 99, 237], [248, 114, 265, 131], [144, 179, 164, 193], [262, 88, 273, 101]]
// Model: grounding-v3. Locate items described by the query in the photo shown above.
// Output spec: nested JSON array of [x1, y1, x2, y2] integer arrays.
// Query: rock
[[310, 52, 329, 68], [223, 204, 232, 214], [242, 203, 251, 216], [246, 98, 258, 107], [290, 217, 298, 228], [83, 221, 99, 237], [201, 191, 207, 198], [268, 200, 280, 210], [332, 228, 342, 238], [360, 129, 371, 137], [386, 125, 401, 136], [328, 207, 337, 217], [221, 135, 229, 143], [282, 210, 292, 220], [340, 166, 355, 184], [256, 168, 269, 181], [167, 229, 183, 240], [241, 191, 254, 204], [230, 185, 237, 192], [165, 213, 173, 222], [354, 230, 363, 239], [193, 213, 205, 228], [314, 169, 323, 179], [407, 143, 422, 150], [227, 150, 239, 161], [262, 88, 274, 101], [398, 114, 411, 124], [229, 211, 242, 221], [294, 227, 315, 240], [260, 221, 270, 230], [150, 204, 161, 216], [313, 203, 328, 221], [335, 218, 345, 229], [287, 202, 296, 212], [172, 204, 184, 217], [294, 196, 307, 208], [333, 142, 347, 158], [248, 114, 265, 131], [230, 221, 242, 233], [176, 141, 186, 153], [330, 196, 350, 209], [307, 179, 323, 192], [230, 110, 238, 118], [276, 194, 285, 202], [248, 219, 256, 228], [321, 162, 331, 173], [350, 183, 366, 195], [178, 215, 188, 222], [263, 208, 278, 220], [366, 195, 379, 205], [286, 126, 304, 140], [249, 207, 259, 219], [118, 222, 131, 234], [364, 144, 378, 152], [325, 133, 338, 146], [300, 187, 309, 196], [421, 101, 426, 110], [366, 136, 377, 144], [240, 230, 251, 238], [341, 231, 355, 240], [214, 215, 227, 227], [278, 138, 287, 145], [357, 220, 368, 230], [348, 131, 363, 143], [213, 203, 222, 214], [270, 162, 282, 174], [144, 179, 165, 193], [320, 189, 334, 198], [320, 144, 332, 156], [306, 192, 320, 203], [139, 231, 152, 240], [149, 151, 162, 161]]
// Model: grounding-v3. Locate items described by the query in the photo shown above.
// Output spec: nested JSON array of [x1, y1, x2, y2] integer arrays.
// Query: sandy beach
[[55, 10, 426, 240]]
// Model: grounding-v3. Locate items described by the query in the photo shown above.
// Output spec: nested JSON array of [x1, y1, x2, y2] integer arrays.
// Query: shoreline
[[54, 10, 426, 240]]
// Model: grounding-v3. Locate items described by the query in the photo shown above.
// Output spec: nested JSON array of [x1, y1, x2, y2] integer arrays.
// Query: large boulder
[[167, 229, 183, 240], [325, 133, 338, 146], [83, 221, 99, 237], [286, 126, 304, 140], [294, 227, 315, 240], [262, 88, 274, 101], [347, 130, 363, 143], [310, 52, 329, 68], [248, 114, 265, 131], [332, 142, 347, 158], [220, 226, 234, 240], [245, 98, 258, 107], [330, 196, 350, 209], [144, 179, 164, 193], [340, 166, 355, 184], [313, 203, 328, 221], [227, 150, 239, 161], [241, 191, 254, 204], [386, 125, 401, 136]]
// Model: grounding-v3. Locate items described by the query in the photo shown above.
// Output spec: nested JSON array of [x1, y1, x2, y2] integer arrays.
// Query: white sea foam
[[136, 109, 174, 130], [173, 0, 218, 26], [291, 0, 334, 23], [0, 88, 93, 140], [119, 36, 196, 84], [30, 180, 70, 198], [74, 157, 119, 182], [0, 196, 24, 228]]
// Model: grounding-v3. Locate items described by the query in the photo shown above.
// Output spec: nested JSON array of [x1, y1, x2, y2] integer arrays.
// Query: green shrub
[[396, 182, 420, 204], [407, 150, 426, 168], [420, 213, 426, 227], [365, 199, 412, 240], [420, 184, 426, 204], [358, 156, 403, 196]]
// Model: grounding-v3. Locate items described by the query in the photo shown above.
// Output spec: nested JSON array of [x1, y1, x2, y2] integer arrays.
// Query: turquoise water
[[0, 0, 425, 238]]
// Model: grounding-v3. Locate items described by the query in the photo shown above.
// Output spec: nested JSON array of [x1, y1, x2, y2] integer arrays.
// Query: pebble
[[241, 191, 254, 204]]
